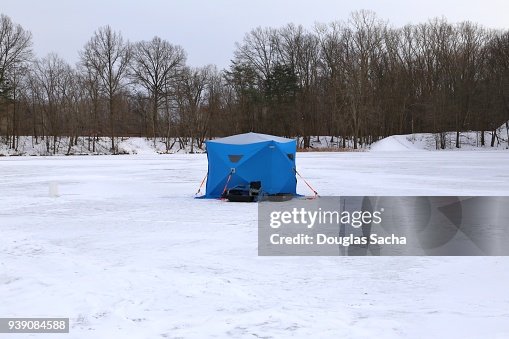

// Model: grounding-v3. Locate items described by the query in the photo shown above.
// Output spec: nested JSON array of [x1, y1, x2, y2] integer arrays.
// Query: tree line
[[1, 10, 508, 153]]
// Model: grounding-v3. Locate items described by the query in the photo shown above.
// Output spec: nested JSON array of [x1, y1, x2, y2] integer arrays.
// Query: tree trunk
[[490, 130, 496, 147], [67, 137, 72, 155], [11, 101, 16, 150], [109, 96, 115, 153], [506, 122, 509, 148], [152, 93, 158, 146], [440, 133, 446, 150], [303, 136, 311, 148]]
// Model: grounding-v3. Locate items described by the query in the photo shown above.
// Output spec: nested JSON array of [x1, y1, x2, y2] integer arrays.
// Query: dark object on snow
[[249, 181, 261, 195], [264, 194, 294, 202], [225, 181, 262, 202]]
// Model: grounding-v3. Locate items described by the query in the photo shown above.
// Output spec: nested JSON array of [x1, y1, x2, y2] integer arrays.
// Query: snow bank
[[0, 136, 206, 156], [371, 129, 509, 152], [370, 135, 425, 152]]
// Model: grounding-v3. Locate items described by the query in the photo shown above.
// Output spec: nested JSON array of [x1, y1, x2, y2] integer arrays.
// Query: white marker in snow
[[49, 182, 60, 198]]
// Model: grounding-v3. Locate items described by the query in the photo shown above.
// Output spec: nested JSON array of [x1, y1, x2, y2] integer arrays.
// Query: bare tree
[[6, 64, 31, 149], [0, 14, 32, 146], [78, 64, 102, 152], [344, 10, 386, 148], [316, 21, 349, 146], [234, 27, 280, 81], [30, 54, 73, 153], [130, 36, 186, 144], [490, 31, 509, 146], [80, 26, 130, 152], [175, 66, 212, 152]]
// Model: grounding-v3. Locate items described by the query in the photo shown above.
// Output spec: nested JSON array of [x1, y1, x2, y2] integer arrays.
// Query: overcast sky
[[1, 0, 508, 69]]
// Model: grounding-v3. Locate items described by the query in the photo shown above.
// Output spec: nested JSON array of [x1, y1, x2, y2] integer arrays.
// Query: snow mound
[[370, 126, 509, 152], [117, 138, 159, 155], [370, 135, 424, 152]]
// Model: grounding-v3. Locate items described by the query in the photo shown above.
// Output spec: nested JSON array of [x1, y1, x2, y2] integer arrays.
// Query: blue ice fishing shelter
[[202, 133, 297, 198]]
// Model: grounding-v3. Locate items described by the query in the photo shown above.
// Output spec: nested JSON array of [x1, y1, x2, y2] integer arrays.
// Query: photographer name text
[[270, 233, 407, 246]]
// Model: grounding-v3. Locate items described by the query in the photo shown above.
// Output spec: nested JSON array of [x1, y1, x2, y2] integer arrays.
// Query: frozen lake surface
[[1, 151, 509, 338]]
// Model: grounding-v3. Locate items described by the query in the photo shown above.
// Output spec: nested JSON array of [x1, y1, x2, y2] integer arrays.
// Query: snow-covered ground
[[1, 152, 509, 338]]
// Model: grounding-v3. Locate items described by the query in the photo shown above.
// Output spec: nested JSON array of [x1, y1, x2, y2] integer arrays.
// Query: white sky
[[1, 0, 508, 69]]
